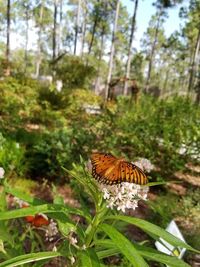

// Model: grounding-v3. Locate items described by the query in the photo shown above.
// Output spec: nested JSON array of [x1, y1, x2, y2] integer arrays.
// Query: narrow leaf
[[80, 248, 101, 267], [0, 252, 62, 267], [0, 204, 86, 221], [105, 215, 199, 253], [101, 224, 148, 267]]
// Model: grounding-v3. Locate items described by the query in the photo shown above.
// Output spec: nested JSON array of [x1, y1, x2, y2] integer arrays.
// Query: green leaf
[[147, 181, 183, 187], [0, 251, 62, 267], [0, 240, 6, 255], [79, 248, 101, 267], [95, 239, 190, 267], [134, 243, 190, 267], [0, 204, 86, 221], [105, 215, 199, 253], [97, 248, 119, 259], [0, 224, 14, 246], [57, 220, 76, 237], [0, 188, 7, 211], [101, 224, 148, 267], [4, 185, 46, 205]]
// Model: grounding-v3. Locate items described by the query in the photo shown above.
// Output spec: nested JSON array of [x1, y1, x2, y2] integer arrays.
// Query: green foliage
[[38, 85, 67, 110], [0, 133, 26, 176], [0, 77, 39, 132], [54, 55, 97, 89], [0, 163, 196, 266], [149, 188, 200, 250], [25, 128, 73, 181], [108, 96, 200, 176]]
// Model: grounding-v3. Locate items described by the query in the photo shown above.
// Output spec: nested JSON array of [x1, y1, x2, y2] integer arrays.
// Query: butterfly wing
[[91, 153, 118, 183], [25, 215, 35, 223], [91, 153, 148, 185], [32, 214, 49, 227], [120, 161, 147, 185]]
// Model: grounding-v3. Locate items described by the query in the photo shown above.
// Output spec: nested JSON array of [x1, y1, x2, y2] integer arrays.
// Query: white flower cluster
[[178, 142, 200, 161], [69, 234, 78, 246], [45, 219, 59, 242], [99, 182, 149, 213], [134, 158, 154, 173], [0, 167, 5, 179]]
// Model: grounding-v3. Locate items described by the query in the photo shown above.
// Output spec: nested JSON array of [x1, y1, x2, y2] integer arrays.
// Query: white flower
[[134, 158, 154, 173], [68, 232, 78, 246], [0, 167, 5, 179], [99, 182, 149, 213], [70, 256, 75, 265], [13, 197, 29, 208], [82, 244, 86, 250], [156, 138, 164, 146], [45, 219, 59, 242], [178, 144, 187, 155], [70, 237, 78, 245]]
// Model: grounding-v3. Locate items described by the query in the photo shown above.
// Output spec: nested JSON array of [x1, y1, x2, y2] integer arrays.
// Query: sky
[[10, 0, 187, 52], [124, 0, 184, 50]]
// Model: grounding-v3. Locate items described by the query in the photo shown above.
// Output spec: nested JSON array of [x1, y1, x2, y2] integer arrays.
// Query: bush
[[0, 133, 26, 176], [0, 77, 39, 132], [54, 55, 96, 89], [25, 128, 74, 181]]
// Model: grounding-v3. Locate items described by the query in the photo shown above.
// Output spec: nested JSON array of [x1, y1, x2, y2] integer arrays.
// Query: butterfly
[[90, 152, 147, 185], [25, 214, 49, 227], [22, 203, 49, 227]]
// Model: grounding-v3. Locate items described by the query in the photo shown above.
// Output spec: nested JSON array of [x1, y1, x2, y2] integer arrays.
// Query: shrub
[[0, 133, 26, 176], [25, 128, 73, 181], [0, 77, 39, 132], [54, 55, 96, 89]]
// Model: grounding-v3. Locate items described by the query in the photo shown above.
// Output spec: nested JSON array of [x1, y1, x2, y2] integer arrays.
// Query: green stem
[[85, 203, 108, 247]]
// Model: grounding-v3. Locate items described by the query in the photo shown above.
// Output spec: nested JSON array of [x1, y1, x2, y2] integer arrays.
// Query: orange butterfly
[[22, 203, 49, 227], [90, 152, 148, 185]]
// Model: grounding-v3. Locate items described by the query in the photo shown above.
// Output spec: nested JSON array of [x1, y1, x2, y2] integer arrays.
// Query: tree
[[144, 9, 166, 92], [53, 0, 58, 60], [123, 0, 139, 95], [57, 0, 63, 54], [17, 0, 33, 73], [186, 0, 200, 92], [5, 0, 11, 76], [33, 1, 52, 77], [80, 0, 87, 55], [105, 0, 120, 101], [74, 0, 81, 55], [144, 0, 183, 92], [87, 0, 100, 55]]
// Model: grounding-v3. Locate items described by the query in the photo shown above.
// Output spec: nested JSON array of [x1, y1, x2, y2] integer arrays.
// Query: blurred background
[[0, 0, 200, 265]]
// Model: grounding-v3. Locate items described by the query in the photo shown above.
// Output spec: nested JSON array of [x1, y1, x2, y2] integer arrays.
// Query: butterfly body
[[91, 152, 147, 185]]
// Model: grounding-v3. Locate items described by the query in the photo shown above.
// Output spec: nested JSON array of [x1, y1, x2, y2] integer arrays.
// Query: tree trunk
[[188, 28, 200, 92], [196, 74, 200, 104], [57, 0, 63, 54], [24, 2, 29, 74], [53, 0, 58, 60], [105, 0, 120, 101], [145, 9, 162, 92], [88, 0, 99, 55], [35, 2, 44, 78], [74, 0, 81, 55], [5, 0, 11, 76], [80, 0, 87, 56], [162, 68, 170, 93], [95, 28, 105, 94], [123, 0, 139, 95]]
